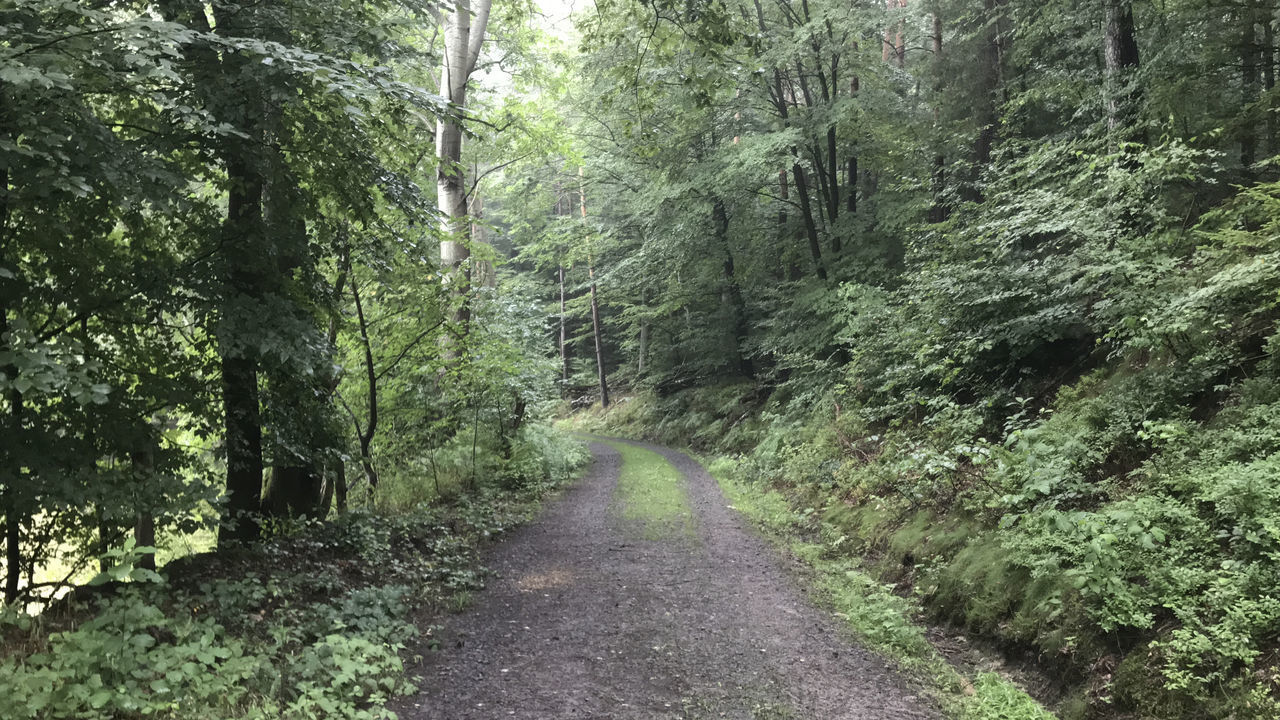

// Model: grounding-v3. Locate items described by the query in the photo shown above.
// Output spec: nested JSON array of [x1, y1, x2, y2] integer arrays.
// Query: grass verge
[[710, 458, 1056, 720]]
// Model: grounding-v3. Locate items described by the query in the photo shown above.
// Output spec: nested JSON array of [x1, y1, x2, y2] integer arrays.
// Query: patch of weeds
[[606, 441, 696, 540], [962, 673, 1057, 720]]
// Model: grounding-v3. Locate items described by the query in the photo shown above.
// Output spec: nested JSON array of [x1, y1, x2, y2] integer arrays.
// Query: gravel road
[[393, 438, 940, 720]]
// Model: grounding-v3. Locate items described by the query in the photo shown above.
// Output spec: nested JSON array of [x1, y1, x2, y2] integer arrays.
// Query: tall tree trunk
[[846, 156, 857, 214], [580, 170, 610, 408], [713, 198, 753, 377], [1242, 6, 1261, 169], [588, 265, 609, 408], [220, 355, 263, 544], [1265, 17, 1276, 155], [0, 138, 21, 602], [637, 310, 649, 376], [335, 462, 348, 515], [792, 164, 827, 281], [2, 306, 21, 602], [928, 9, 949, 223], [883, 0, 907, 67], [349, 272, 379, 491], [780, 168, 799, 280], [3, 505, 18, 603], [966, 0, 1004, 201], [132, 447, 156, 572], [1104, 0, 1142, 138], [178, 0, 269, 548], [558, 263, 569, 384], [437, 0, 492, 338], [218, 146, 267, 547]]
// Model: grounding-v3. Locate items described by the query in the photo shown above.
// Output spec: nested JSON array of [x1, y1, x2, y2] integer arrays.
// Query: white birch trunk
[[437, 0, 492, 271]]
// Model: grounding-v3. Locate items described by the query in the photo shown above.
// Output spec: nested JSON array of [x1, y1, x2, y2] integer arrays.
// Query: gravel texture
[[393, 439, 941, 720]]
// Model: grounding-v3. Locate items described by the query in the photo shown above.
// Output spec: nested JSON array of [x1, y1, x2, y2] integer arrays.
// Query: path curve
[[393, 439, 940, 719]]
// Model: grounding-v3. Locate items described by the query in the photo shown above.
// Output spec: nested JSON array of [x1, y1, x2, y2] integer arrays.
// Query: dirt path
[[393, 439, 940, 719]]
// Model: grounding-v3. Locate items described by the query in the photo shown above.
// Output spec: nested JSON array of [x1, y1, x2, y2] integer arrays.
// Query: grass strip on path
[[602, 440, 696, 541]]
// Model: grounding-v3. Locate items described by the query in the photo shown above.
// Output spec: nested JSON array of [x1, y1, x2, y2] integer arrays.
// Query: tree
[[437, 0, 494, 335]]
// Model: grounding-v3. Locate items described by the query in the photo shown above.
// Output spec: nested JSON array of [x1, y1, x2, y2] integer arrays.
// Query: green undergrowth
[[0, 440, 588, 720], [713, 461, 1054, 720], [603, 439, 695, 540], [582, 367, 1280, 718], [564, 382, 762, 453]]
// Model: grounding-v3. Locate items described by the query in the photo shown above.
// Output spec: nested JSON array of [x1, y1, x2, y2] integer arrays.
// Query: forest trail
[[393, 439, 940, 719]]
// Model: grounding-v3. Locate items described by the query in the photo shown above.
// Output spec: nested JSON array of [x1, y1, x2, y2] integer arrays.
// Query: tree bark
[[846, 156, 857, 214], [559, 263, 569, 384], [928, 9, 948, 223], [0, 153, 21, 603], [163, 0, 271, 548], [130, 448, 157, 571], [218, 148, 267, 547], [792, 164, 827, 281], [349, 271, 379, 491], [963, 0, 1004, 202], [220, 355, 263, 545], [1104, 0, 1142, 138], [580, 169, 610, 408], [1265, 18, 1276, 155], [713, 198, 753, 377], [638, 312, 649, 376], [1241, 7, 1260, 168], [437, 0, 493, 337], [2, 304, 21, 600], [588, 268, 609, 408]]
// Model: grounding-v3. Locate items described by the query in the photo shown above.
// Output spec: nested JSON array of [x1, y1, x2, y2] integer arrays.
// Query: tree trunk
[[964, 0, 1004, 202], [1242, 7, 1260, 168], [638, 318, 649, 376], [713, 198, 753, 377], [437, 0, 493, 338], [847, 156, 857, 214], [1104, 0, 1142, 138], [349, 271, 379, 491], [791, 164, 827, 281], [779, 168, 797, 279], [0, 159, 22, 603], [580, 169, 610, 408], [1265, 18, 1276, 155], [335, 461, 348, 515], [588, 268, 609, 408], [220, 355, 263, 545], [4, 506, 18, 604], [210, 0, 268, 547], [130, 448, 156, 571], [2, 307, 20, 600], [152, 1, 267, 547], [928, 9, 948, 223], [558, 264, 569, 384], [883, 0, 907, 67]]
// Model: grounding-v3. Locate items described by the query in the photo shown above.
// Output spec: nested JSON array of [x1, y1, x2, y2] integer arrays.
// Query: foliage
[[0, 464, 585, 719]]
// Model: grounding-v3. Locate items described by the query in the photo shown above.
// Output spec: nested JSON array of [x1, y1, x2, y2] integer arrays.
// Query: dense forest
[[2, 0, 1280, 718]]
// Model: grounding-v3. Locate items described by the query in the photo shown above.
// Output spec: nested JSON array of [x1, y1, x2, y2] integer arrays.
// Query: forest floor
[[391, 438, 940, 720]]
